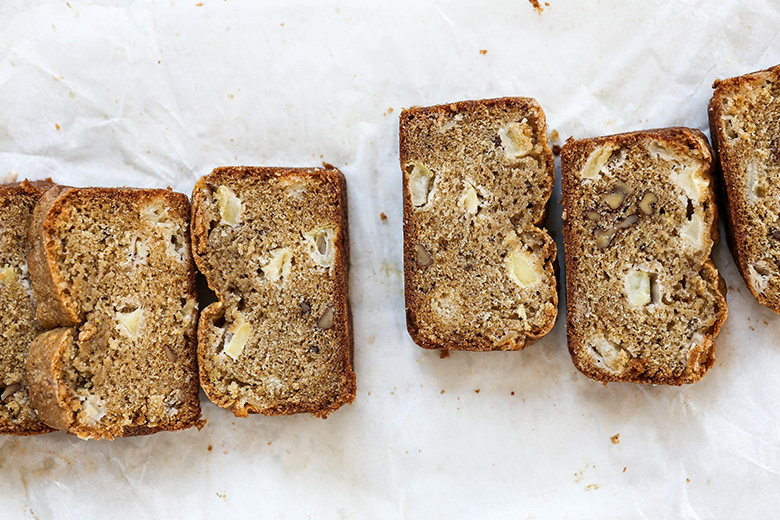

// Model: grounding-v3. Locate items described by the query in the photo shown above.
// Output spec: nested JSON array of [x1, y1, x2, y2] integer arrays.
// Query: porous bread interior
[[0, 185, 48, 433], [401, 99, 557, 350], [563, 132, 725, 383], [194, 169, 353, 416], [712, 67, 780, 309], [47, 191, 199, 436]]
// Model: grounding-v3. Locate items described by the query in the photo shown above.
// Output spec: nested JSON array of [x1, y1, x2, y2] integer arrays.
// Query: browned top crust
[[709, 63, 780, 313], [400, 97, 558, 351], [192, 166, 356, 419], [561, 128, 727, 385], [0, 180, 56, 435], [26, 187, 202, 439]]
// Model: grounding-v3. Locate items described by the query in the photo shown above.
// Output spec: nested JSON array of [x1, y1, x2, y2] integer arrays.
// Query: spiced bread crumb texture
[[26, 187, 202, 439], [400, 97, 558, 351], [561, 128, 727, 385], [709, 63, 780, 313], [0, 181, 54, 435], [191, 166, 356, 419]]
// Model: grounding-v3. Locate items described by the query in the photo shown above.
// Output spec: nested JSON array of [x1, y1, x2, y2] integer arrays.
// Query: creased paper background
[[1, 1, 780, 518]]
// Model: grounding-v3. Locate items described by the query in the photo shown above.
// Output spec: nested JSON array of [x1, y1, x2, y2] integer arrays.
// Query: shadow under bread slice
[[26, 187, 202, 439], [399, 97, 558, 351], [561, 128, 727, 384], [709, 63, 780, 312], [191, 166, 355, 418]]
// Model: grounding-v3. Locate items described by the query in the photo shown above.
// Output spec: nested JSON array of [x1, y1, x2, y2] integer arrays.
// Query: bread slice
[[191, 166, 356, 418], [0, 180, 55, 435], [561, 128, 727, 384], [709, 64, 780, 312], [26, 187, 202, 439], [399, 97, 557, 351]]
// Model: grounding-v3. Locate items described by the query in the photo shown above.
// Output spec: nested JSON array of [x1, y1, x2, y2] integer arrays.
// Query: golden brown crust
[[400, 97, 557, 351], [26, 187, 202, 439], [26, 328, 76, 431], [708, 63, 780, 312], [561, 128, 727, 385], [192, 166, 356, 418]]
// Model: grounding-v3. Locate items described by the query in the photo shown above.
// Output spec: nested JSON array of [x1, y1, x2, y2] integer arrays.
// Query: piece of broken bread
[[0, 180, 54, 435], [399, 97, 558, 351], [191, 166, 356, 418], [709, 63, 780, 313], [561, 128, 727, 384], [26, 187, 202, 439]]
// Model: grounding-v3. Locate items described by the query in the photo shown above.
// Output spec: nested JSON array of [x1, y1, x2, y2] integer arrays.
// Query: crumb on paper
[[474, 389, 480, 394], [207, 445, 213, 452], [528, 0, 543, 13], [440, 389, 445, 395], [550, 129, 560, 142], [267, 441, 272, 445], [585, 484, 601, 491], [686, 478, 690, 483], [439, 350, 450, 359], [510, 391, 515, 396], [611, 433, 620, 444], [479, 49, 488, 55], [380, 212, 387, 222], [196, 2, 204, 6], [623, 467, 627, 473], [552, 144, 561, 156], [228, 93, 234, 99], [385, 107, 394, 116], [574, 470, 584, 483], [55, 123, 61, 130], [280, 22, 285, 26]]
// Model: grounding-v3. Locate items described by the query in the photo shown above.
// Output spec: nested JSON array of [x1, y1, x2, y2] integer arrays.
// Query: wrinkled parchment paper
[[1, 1, 779, 518]]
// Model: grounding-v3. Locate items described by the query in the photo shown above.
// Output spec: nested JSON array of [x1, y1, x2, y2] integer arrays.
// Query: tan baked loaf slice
[[0, 180, 54, 435], [399, 97, 557, 351], [709, 64, 780, 312], [561, 128, 727, 384], [191, 166, 356, 418], [26, 187, 202, 439]]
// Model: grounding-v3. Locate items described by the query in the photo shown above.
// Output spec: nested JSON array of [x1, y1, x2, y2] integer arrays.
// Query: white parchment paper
[[1, 1, 779, 518]]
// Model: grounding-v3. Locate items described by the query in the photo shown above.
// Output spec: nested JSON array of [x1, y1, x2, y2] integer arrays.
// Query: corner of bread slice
[[561, 128, 727, 384], [192, 166, 356, 418]]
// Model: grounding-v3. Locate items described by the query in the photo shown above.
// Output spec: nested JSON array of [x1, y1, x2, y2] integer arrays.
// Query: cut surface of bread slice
[[191, 166, 355, 418], [0, 180, 54, 435], [561, 128, 727, 385], [26, 187, 202, 439], [399, 97, 557, 351], [709, 63, 780, 312]]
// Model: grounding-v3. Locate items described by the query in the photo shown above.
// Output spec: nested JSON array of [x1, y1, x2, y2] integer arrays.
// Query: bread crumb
[[552, 144, 561, 156], [528, 0, 543, 13], [439, 350, 450, 359], [510, 391, 515, 396], [474, 389, 480, 393], [380, 212, 387, 222], [207, 445, 213, 452], [267, 441, 272, 445], [686, 478, 690, 483], [440, 389, 445, 395], [479, 49, 488, 55], [611, 433, 620, 444], [623, 467, 627, 473], [584, 484, 600, 491], [55, 123, 61, 130], [196, 2, 204, 5]]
